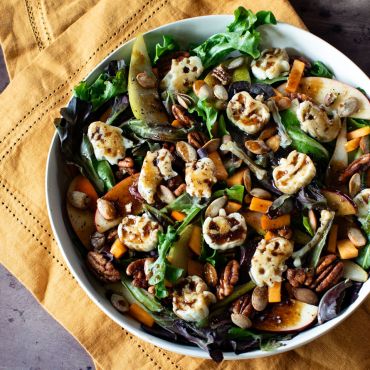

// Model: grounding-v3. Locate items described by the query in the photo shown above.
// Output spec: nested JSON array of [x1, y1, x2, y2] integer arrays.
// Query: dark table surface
[[0, 1, 369, 369]]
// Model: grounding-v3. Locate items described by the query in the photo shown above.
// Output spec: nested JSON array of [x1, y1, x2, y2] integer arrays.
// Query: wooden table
[[0, 1, 369, 368]]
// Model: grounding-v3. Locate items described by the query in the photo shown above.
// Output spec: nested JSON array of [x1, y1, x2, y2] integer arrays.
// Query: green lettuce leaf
[[153, 35, 179, 63], [192, 7, 276, 69], [74, 69, 127, 111], [188, 95, 218, 136], [280, 109, 329, 161], [213, 185, 245, 203], [309, 61, 334, 79]]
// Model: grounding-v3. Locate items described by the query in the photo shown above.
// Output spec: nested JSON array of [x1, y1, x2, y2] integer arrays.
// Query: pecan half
[[204, 262, 218, 287], [126, 258, 155, 289], [187, 131, 207, 149], [287, 254, 344, 293], [118, 157, 135, 175], [232, 293, 254, 318], [211, 65, 231, 85], [311, 254, 344, 292], [216, 260, 239, 300], [172, 104, 193, 126], [286, 267, 315, 288], [339, 154, 370, 183], [86, 251, 121, 283]]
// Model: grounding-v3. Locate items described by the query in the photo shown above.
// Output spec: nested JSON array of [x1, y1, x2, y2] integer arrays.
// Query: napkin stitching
[[24, 0, 44, 50], [37, 0, 52, 43], [0, 92, 70, 163], [0, 198, 72, 275], [120, 327, 183, 370], [1, 181, 54, 240], [0, 0, 167, 147]]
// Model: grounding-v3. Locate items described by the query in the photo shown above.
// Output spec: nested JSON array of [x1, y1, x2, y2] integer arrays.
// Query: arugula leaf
[[165, 264, 185, 283], [213, 185, 245, 203], [149, 205, 204, 298], [280, 109, 329, 161], [309, 61, 334, 79], [153, 35, 179, 63], [188, 94, 218, 136], [74, 67, 127, 111], [192, 7, 276, 69]]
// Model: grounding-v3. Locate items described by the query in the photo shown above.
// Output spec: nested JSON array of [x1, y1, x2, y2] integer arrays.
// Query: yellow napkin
[[0, 1, 369, 369]]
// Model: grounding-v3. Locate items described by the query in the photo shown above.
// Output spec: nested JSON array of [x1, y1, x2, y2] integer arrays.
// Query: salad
[[56, 7, 370, 361]]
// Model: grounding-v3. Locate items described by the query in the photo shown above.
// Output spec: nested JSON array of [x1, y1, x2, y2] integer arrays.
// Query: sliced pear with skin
[[66, 177, 95, 248], [167, 224, 194, 274], [278, 77, 370, 119], [253, 299, 318, 332], [128, 34, 168, 125], [94, 208, 121, 234]]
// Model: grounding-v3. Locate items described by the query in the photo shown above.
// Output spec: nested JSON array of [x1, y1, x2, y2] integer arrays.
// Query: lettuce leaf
[[213, 185, 245, 203], [309, 61, 334, 79], [188, 95, 218, 136], [153, 35, 179, 63], [74, 66, 127, 111], [192, 7, 276, 69]]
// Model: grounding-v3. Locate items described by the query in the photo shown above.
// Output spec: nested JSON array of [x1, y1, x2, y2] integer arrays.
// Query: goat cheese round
[[185, 158, 216, 199], [273, 150, 316, 195], [203, 209, 247, 250], [353, 189, 370, 218], [227, 91, 270, 134], [250, 237, 293, 287], [138, 151, 162, 204], [118, 214, 161, 252], [251, 48, 290, 80], [87, 121, 126, 165], [173, 276, 216, 322], [160, 56, 204, 93], [138, 149, 177, 204], [297, 101, 341, 142]]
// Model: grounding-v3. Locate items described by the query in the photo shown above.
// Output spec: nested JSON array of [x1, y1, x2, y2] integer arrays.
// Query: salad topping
[[57, 7, 370, 362]]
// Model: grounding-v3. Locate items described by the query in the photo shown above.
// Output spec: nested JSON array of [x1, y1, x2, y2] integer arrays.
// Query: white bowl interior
[[46, 15, 370, 360]]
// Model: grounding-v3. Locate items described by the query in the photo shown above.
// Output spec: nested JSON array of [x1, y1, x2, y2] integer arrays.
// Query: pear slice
[[253, 299, 318, 332], [278, 77, 370, 119], [128, 34, 168, 125]]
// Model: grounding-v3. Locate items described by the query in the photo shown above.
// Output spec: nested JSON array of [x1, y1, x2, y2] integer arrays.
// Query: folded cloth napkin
[[0, 1, 368, 369]]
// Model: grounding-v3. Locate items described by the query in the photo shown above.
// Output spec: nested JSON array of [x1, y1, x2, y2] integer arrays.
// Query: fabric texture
[[0, 1, 368, 369]]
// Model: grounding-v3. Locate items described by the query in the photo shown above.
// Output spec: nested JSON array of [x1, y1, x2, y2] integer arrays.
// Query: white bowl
[[46, 15, 370, 360]]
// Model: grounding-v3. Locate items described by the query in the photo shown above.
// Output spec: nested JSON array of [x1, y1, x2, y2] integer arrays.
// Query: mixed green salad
[[56, 7, 370, 361]]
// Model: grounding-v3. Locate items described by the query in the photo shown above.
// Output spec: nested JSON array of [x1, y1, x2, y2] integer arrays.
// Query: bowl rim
[[46, 14, 370, 361]]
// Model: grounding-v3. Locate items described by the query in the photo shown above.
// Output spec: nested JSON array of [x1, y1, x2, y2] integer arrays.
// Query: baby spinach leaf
[[309, 61, 334, 79], [153, 35, 179, 63], [96, 160, 115, 191], [252, 76, 288, 85], [280, 109, 329, 161], [192, 7, 276, 69]]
